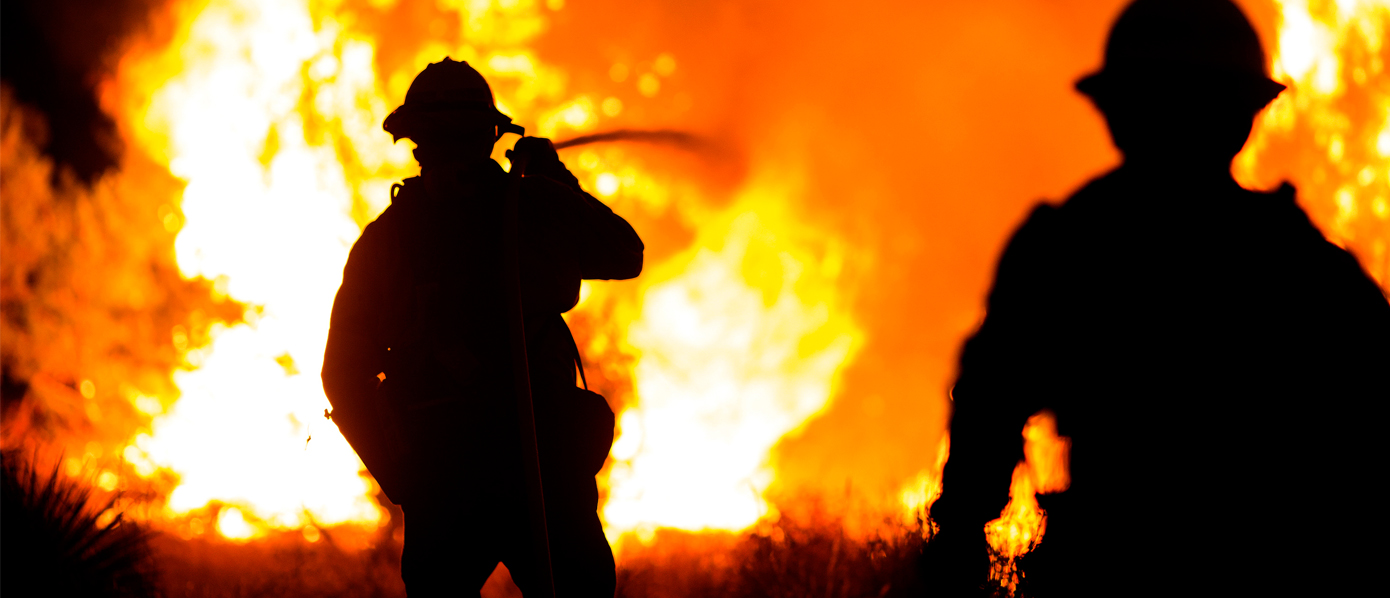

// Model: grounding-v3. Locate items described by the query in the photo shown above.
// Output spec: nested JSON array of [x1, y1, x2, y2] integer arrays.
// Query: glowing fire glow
[[7, 0, 1376, 558], [102, 0, 861, 543], [898, 433, 950, 532], [1235, 0, 1390, 285], [984, 410, 1071, 594], [116, 0, 415, 535], [603, 199, 859, 539]]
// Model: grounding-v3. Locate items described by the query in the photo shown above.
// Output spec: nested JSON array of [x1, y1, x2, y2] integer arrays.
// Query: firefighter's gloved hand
[[510, 137, 582, 192], [512, 136, 559, 168]]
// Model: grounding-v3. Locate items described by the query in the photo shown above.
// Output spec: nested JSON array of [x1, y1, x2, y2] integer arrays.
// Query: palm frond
[[1, 449, 159, 597]]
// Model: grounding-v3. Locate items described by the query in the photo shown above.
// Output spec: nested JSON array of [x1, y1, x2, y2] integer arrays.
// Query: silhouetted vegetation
[[1, 449, 158, 597], [616, 515, 926, 598], [150, 529, 405, 598], [127, 500, 928, 597]]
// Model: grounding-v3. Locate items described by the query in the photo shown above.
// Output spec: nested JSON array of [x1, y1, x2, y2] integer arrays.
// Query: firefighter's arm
[[516, 138, 644, 280], [322, 221, 393, 415], [926, 204, 1064, 592], [570, 191, 644, 281]]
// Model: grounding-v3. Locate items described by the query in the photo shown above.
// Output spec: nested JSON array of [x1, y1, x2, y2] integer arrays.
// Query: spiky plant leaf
[[1, 449, 158, 597]]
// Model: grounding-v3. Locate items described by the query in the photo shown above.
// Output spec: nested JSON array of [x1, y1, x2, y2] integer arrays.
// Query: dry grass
[[136, 495, 930, 598], [616, 514, 927, 598], [150, 529, 405, 598], [150, 495, 406, 598]]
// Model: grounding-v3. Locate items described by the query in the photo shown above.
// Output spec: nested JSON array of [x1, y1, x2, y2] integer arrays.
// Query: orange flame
[[898, 432, 949, 535], [984, 410, 1070, 594], [88, 0, 863, 543], [1235, 0, 1390, 288], [4, 0, 1383, 563], [603, 198, 860, 541]]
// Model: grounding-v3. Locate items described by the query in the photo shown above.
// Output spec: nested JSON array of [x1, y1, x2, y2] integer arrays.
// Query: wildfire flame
[[2, 0, 1383, 575], [983, 411, 1071, 594], [1235, 0, 1390, 284], [898, 432, 950, 534], [114, 0, 416, 535], [604, 196, 858, 540], [87, 0, 862, 543]]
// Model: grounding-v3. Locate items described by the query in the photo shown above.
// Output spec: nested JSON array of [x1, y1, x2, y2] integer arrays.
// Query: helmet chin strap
[[413, 142, 493, 170]]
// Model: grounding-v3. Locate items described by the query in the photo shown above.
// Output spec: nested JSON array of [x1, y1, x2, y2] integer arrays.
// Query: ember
[[2, 0, 1385, 595]]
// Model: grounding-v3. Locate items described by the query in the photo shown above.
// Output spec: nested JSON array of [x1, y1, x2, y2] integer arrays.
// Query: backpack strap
[[563, 315, 590, 391]]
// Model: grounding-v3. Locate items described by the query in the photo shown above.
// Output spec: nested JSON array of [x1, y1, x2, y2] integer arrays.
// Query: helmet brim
[[382, 104, 514, 142], [1076, 68, 1287, 108]]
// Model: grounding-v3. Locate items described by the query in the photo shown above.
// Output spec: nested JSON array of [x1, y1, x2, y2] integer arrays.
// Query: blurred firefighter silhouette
[[322, 58, 642, 597], [925, 0, 1390, 595]]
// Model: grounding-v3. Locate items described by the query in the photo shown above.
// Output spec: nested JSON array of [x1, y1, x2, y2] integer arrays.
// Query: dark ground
[[148, 502, 928, 598]]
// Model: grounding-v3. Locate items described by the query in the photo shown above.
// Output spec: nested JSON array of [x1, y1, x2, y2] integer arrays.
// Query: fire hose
[[553, 128, 703, 150]]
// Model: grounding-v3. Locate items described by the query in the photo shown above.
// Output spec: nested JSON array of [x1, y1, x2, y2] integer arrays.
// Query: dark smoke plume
[[1, 0, 166, 184]]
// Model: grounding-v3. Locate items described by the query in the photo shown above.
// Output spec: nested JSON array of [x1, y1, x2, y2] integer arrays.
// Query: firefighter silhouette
[[924, 1, 1390, 595], [322, 58, 642, 596]]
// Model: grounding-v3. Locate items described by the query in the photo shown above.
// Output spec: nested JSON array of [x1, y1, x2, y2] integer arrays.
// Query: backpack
[[536, 323, 616, 478]]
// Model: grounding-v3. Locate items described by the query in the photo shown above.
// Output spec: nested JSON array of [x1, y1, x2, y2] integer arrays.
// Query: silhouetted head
[[383, 58, 518, 168], [1077, 0, 1285, 176]]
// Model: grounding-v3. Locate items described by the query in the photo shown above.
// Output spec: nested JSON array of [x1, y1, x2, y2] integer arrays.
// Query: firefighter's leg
[[547, 502, 616, 597], [548, 472, 615, 597], [502, 471, 614, 597], [400, 498, 507, 597]]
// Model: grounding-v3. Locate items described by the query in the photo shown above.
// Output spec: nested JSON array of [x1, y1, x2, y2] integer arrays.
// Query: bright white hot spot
[[135, 0, 411, 534], [604, 210, 857, 539]]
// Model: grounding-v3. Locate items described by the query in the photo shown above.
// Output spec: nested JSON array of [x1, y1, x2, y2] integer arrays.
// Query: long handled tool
[[495, 126, 697, 597], [552, 128, 701, 150], [500, 139, 557, 598]]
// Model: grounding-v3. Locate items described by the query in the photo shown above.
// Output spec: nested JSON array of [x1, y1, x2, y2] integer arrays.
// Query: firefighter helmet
[[1076, 0, 1286, 107], [382, 58, 516, 142]]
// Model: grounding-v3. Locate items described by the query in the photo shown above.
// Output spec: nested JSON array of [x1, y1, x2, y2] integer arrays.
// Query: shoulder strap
[[563, 315, 589, 391], [391, 176, 422, 203]]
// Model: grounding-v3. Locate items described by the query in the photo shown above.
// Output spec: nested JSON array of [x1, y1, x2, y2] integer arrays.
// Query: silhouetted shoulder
[[1245, 183, 1327, 242], [979, 201, 1073, 319], [341, 177, 431, 280], [996, 203, 1064, 272], [518, 172, 607, 216], [519, 172, 577, 196], [1053, 171, 1122, 213], [359, 177, 423, 236], [518, 171, 644, 280], [1259, 183, 1389, 308]]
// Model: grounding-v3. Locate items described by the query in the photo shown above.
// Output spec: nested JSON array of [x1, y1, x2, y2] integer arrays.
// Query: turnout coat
[[321, 159, 642, 504], [929, 167, 1389, 596]]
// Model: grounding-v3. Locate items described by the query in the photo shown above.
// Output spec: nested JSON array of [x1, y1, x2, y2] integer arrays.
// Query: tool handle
[[501, 148, 557, 598]]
